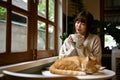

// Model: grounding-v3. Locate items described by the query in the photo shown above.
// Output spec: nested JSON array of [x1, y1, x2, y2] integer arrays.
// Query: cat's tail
[[49, 65, 86, 76]]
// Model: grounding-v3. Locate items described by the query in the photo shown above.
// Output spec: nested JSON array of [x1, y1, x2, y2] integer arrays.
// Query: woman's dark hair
[[74, 10, 94, 33]]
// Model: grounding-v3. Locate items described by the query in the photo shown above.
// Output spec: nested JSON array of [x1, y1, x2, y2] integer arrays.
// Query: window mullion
[[27, 0, 36, 59], [33, 0, 38, 60], [45, 0, 49, 50], [54, 0, 58, 53], [6, 0, 12, 54]]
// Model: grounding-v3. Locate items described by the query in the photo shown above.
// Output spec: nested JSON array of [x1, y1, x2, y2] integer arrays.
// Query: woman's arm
[[91, 35, 102, 64], [59, 38, 76, 59]]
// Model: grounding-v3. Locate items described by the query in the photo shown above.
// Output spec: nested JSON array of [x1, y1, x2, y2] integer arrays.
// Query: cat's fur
[[49, 56, 105, 76]]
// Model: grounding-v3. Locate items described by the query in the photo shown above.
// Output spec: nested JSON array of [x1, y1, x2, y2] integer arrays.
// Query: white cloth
[[59, 33, 102, 64]]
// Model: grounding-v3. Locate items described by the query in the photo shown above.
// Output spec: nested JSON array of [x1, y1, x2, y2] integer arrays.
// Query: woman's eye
[[76, 21, 80, 24], [81, 23, 85, 25]]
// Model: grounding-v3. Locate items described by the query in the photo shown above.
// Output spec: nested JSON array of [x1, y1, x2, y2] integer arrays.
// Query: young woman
[[59, 11, 102, 64]]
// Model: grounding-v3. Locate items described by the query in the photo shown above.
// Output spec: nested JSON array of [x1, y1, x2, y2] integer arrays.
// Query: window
[[37, 21, 46, 50], [11, 12, 27, 52], [0, 6, 6, 53], [104, 0, 120, 49], [0, 0, 58, 66], [48, 25, 54, 50], [38, 0, 46, 18], [12, 0, 28, 11], [104, 26, 120, 49], [104, 34, 116, 49], [37, 0, 57, 59]]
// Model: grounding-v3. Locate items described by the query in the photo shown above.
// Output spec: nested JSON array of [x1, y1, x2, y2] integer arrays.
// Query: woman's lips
[[77, 29, 81, 31]]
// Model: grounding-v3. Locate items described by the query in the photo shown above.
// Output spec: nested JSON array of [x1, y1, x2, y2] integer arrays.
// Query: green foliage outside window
[[0, 6, 6, 19], [38, 0, 54, 29]]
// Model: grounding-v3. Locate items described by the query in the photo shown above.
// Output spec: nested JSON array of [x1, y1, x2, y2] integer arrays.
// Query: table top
[[42, 69, 115, 80]]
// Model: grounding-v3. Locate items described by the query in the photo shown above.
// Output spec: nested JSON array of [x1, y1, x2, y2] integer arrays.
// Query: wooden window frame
[[0, 0, 58, 66], [37, 0, 58, 59]]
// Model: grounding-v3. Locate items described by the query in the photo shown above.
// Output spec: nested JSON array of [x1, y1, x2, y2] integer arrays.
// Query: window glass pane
[[12, 0, 28, 11], [37, 21, 46, 50], [11, 12, 27, 52], [104, 34, 116, 49], [49, 0, 54, 22], [0, 6, 6, 53], [104, 26, 120, 49], [48, 25, 54, 50], [38, 0, 46, 18]]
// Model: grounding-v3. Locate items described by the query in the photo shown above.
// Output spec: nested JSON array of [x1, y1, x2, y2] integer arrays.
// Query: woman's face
[[75, 21, 87, 35]]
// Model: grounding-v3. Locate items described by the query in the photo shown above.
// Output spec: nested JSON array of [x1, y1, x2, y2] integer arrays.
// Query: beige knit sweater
[[59, 33, 102, 64]]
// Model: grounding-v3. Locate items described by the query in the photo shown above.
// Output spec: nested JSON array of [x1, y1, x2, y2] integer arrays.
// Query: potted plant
[[60, 32, 68, 42]]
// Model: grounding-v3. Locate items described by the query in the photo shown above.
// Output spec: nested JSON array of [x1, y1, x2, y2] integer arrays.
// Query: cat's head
[[81, 56, 105, 73]]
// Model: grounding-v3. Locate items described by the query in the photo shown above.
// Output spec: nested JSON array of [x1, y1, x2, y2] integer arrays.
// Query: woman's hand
[[69, 34, 84, 42], [76, 34, 85, 42], [68, 34, 73, 41], [75, 34, 85, 47], [68, 34, 85, 48]]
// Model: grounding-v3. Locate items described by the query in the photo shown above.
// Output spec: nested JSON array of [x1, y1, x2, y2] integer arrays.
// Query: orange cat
[[49, 56, 105, 76]]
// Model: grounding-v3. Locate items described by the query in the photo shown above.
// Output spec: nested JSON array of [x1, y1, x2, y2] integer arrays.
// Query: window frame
[[37, 0, 58, 59], [0, 0, 58, 66]]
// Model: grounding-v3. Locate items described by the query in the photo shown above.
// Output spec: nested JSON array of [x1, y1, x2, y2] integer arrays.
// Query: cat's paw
[[99, 66, 106, 71], [78, 71, 86, 76], [95, 65, 106, 71]]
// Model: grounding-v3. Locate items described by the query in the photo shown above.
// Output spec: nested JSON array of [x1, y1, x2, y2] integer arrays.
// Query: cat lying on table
[[49, 56, 105, 76]]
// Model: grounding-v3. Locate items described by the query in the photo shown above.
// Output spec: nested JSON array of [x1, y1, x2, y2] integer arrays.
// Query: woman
[[59, 11, 102, 64]]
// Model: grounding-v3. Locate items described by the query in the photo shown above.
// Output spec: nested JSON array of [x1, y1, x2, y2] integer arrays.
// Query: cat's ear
[[95, 65, 106, 70]]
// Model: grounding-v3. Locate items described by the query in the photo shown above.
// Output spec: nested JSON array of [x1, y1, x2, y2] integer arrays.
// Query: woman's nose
[[78, 22, 81, 26], [77, 23, 81, 28]]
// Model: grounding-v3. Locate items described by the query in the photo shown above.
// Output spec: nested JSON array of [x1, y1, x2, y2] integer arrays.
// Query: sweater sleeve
[[91, 35, 102, 64], [59, 38, 76, 59]]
